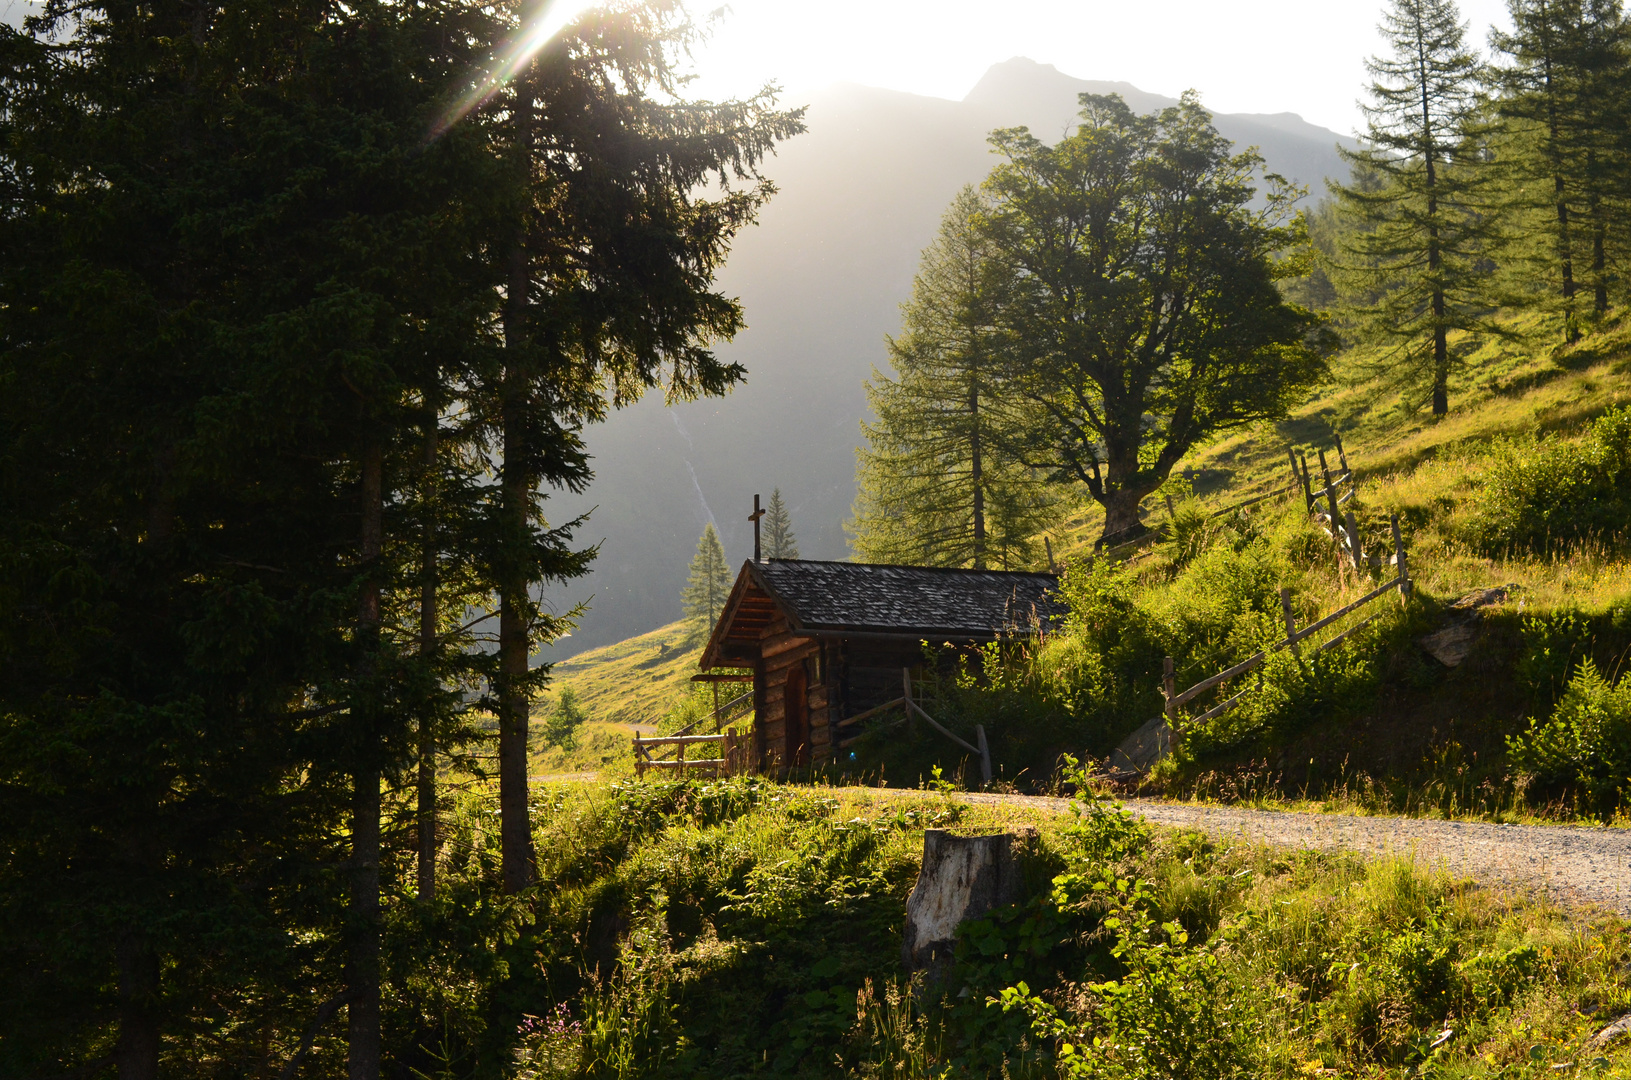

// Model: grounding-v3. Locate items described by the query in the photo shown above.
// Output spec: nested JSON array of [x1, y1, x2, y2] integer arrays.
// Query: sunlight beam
[[430, 0, 600, 141]]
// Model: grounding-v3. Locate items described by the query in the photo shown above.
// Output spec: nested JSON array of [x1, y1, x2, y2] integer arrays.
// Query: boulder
[[1109, 714, 1172, 772], [1417, 585, 1519, 667]]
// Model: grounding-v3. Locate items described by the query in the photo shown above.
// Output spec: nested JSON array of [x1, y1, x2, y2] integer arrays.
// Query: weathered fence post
[[1344, 510, 1364, 569], [1299, 452, 1315, 513], [1391, 513, 1412, 599], [1334, 431, 1350, 476], [1287, 446, 1302, 488], [1165, 493, 1176, 520], [903, 667, 915, 736], [1280, 587, 1300, 658], [1318, 450, 1345, 566], [1162, 656, 1176, 724], [975, 725, 993, 786]]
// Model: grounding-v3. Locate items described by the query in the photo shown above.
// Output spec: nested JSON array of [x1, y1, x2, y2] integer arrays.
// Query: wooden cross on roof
[[749, 493, 764, 563]]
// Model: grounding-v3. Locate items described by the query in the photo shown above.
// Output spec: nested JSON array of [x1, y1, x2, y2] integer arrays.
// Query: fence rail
[[633, 728, 752, 777], [1159, 510, 1412, 736], [833, 668, 992, 784]]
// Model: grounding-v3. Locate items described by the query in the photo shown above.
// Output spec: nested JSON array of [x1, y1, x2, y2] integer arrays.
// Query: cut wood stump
[[901, 829, 1035, 981]]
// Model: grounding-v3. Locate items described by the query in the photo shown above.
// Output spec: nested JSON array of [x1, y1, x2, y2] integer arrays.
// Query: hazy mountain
[[539, 57, 1357, 665]]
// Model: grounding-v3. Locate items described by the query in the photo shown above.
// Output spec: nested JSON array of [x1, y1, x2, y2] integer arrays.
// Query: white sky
[[1, 0, 1516, 135], [683, 0, 1515, 135]]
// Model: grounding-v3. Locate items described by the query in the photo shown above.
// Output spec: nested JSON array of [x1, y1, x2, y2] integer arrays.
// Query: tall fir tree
[[1492, 0, 1631, 332], [763, 488, 799, 559], [682, 524, 732, 636], [849, 187, 1055, 567], [1332, 0, 1504, 414], [478, 0, 802, 893]]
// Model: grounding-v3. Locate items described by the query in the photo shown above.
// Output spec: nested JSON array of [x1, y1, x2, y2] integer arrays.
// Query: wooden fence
[[1159, 509, 1413, 736], [633, 727, 754, 777], [832, 668, 993, 784], [630, 682, 752, 776]]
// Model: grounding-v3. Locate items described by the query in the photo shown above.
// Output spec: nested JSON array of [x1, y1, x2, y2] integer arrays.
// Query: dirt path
[[932, 792, 1631, 917], [536, 775, 1631, 916]]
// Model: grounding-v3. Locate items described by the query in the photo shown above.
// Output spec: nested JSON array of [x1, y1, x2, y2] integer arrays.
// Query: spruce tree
[[478, 2, 803, 893], [849, 187, 1054, 567], [682, 524, 732, 637], [1492, 0, 1631, 331], [1332, 0, 1503, 414], [763, 488, 799, 559]]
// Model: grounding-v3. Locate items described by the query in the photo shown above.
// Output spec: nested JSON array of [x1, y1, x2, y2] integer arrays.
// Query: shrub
[[1507, 658, 1631, 815], [1463, 406, 1631, 556]]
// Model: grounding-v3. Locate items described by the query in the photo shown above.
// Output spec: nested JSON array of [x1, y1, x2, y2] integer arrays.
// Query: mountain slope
[[548, 620, 701, 726], [540, 58, 1356, 662]]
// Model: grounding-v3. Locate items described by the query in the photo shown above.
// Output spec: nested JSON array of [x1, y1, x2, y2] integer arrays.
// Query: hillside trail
[[533, 773, 1631, 916], [855, 788, 1631, 918]]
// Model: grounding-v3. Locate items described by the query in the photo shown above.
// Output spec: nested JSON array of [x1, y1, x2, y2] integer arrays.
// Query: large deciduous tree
[[1332, 0, 1503, 414], [980, 94, 1327, 545], [850, 187, 1056, 568]]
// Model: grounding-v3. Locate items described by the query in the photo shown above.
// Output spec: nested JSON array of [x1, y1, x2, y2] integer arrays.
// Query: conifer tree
[[480, 2, 802, 893], [1332, 0, 1503, 414], [1492, 0, 1631, 331], [849, 187, 1054, 567], [763, 488, 799, 559], [682, 524, 732, 636]]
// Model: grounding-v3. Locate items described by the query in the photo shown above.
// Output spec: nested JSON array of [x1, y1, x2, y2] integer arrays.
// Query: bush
[[1464, 406, 1631, 556], [1507, 658, 1631, 815]]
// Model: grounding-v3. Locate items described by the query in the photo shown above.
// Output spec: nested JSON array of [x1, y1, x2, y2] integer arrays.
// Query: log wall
[[754, 613, 824, 771]]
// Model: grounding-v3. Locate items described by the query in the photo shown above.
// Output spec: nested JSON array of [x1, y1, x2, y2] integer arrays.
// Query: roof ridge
[[761, 558, 1057, 579]]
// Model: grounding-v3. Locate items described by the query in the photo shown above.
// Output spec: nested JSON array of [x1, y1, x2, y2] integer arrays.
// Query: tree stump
[[901, 829, 1035, 981]]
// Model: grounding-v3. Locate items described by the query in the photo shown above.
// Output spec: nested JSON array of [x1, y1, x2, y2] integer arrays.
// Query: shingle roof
[[753, 559, 1063, 639]]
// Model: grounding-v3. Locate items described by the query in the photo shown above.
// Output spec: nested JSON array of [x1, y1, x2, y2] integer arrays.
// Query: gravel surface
[[937, 792, 1631, 916], [537, 776, 1631, 916]]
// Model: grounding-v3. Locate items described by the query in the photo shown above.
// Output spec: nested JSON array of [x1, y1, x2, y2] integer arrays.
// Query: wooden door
[[784, 665, 809, 767]]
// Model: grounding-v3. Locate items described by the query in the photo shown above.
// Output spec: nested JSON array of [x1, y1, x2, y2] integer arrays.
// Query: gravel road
[[536, 776, 1631, 917], [935, 792, 1631, 917]]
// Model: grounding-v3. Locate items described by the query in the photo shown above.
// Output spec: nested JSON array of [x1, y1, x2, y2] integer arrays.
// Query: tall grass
[[483, 778, 1631, 1078]]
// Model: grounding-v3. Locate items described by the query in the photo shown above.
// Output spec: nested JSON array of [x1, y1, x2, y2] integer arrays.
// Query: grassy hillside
[[447, 775, 1631, 1079], [548, 618, 701, 727], [1052, 311, 1631, 562]]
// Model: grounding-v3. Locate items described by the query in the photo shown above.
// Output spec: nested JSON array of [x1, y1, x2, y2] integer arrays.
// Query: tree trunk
[[116, 933, 160, 1080], [498, 77, 536, 894], [969, 378, 984, 570], [1432, 311, 1448, 417], [417, 412, 438, 901], [348, 439, 384, 1080], [1423, 69, 1447, 417], [1099, 486, 1146, 546], [1594, 222, 1608, 316]]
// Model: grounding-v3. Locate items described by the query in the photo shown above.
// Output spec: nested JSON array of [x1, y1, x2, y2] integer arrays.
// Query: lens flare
[[429, 0, 599, 141]]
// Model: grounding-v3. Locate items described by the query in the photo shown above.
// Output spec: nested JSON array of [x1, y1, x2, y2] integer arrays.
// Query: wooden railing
[[832, 668, 993, 784], [1159, 510, 1413, 734], [1289, 433, 1372, 571], [633, 728, 752, 777]]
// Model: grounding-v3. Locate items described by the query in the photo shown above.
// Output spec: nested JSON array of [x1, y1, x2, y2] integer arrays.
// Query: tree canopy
[[980, 93, 1329, 543]]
